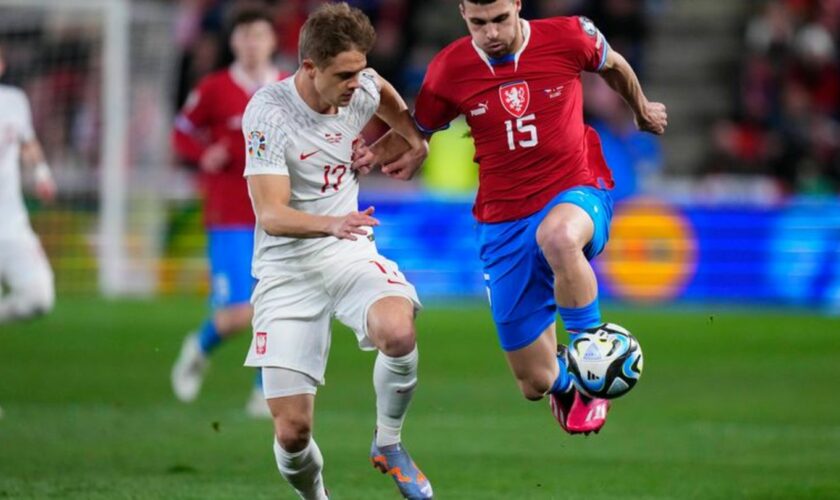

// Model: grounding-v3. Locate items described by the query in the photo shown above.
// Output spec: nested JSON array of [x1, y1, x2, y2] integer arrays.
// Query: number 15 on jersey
[[505, 113, 538, 151]]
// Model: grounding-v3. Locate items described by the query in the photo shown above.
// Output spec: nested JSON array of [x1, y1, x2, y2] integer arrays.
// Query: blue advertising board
[[361, 193, 840, 312]]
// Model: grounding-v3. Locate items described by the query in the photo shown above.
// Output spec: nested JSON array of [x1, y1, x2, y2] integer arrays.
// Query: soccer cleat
[[549, 387, 610, 435], [549, 345, 610, 435], [170, 333, 208, 403], [244, 386, 272, 419], [370, 436, 433, 499]]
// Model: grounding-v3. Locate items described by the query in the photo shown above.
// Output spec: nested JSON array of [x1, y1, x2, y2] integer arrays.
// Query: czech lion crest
[[499, 81, 530, 118]]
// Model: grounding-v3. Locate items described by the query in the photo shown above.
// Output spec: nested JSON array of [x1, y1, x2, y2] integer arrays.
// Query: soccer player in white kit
[[242, 4, 432, 499], [0, 45, 56, 325]]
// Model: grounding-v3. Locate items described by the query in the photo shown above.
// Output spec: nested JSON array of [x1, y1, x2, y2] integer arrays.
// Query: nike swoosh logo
[[299, 150, 321, 160], [387, 279, 406, 286]]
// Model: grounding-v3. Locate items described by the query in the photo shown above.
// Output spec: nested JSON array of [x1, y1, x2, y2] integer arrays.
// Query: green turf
[[1, 298, 839, 499]]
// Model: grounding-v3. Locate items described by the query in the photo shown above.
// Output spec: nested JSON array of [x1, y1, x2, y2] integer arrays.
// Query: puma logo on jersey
[[470, 102, 489, 117], [299, 149, 321, 160]]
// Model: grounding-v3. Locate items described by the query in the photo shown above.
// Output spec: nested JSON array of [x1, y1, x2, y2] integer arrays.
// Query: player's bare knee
[[537, 220, 581, 259], [369, 306, 416, 356], [377, 321, 416, 356], [274, 416, 312, 453]]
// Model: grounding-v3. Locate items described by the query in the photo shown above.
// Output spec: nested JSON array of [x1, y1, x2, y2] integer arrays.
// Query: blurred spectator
[[707, 0, 840, 195]]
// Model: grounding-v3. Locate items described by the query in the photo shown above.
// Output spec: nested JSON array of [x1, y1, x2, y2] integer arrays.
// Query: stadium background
[[1, 0, 839, 499]]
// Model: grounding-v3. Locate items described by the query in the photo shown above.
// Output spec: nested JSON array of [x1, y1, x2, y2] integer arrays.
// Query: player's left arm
[[597, 49, 668, 135], [354, 70, 429, 180]]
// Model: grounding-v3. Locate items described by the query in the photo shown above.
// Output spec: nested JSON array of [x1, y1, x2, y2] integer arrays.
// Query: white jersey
[[0, 85, 36, 239], [242, 71, 381, 278]]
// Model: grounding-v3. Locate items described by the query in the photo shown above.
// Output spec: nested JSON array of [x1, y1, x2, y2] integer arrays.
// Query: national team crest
[[499, 81, 530, 118], [255, 331, 267, 355], [247, 130, 266, 159]]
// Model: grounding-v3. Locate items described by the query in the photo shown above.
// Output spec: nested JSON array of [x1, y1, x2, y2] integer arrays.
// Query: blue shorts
[[476, 187, 614, 352], [208, 227, 256, 309]]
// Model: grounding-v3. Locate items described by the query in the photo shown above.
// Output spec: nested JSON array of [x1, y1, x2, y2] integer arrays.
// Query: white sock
[[374, 347, 419, 447], [273, 438, 328, 500]]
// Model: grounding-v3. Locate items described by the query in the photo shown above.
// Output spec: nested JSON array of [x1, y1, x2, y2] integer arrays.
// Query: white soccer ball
[[567, 323, 643, 399]]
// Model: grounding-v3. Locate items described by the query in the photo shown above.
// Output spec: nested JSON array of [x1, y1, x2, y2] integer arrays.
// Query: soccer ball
[[566, 323, 643, 399]]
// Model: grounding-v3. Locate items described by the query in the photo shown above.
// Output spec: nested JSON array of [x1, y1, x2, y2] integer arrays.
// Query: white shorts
[[0, 233, 54, 301], [244, 252, 421, 384]]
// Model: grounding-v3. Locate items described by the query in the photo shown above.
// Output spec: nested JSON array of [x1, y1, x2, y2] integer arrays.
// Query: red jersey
[[173, 66, 284, 227], [414, 17, 615, 223]]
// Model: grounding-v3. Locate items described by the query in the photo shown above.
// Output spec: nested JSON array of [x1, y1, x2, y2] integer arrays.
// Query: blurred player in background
[[242, 3, 431, 498], [358, 0, 667, 434], [0, 45, 56, 325], [170, 9, 284, 417]]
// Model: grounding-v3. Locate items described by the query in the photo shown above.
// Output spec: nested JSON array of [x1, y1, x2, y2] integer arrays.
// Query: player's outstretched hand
[[381, 141, 428, 181], [351, 137, 377, 175], [329, 206, 379, 240], [635, 101, 668, 135], [35, 176, 57, 203]]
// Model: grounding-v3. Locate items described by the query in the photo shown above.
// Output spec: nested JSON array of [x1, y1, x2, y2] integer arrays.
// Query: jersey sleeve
[[172, 79, 213, 163], [16, 90, 35, 142], [571, 16, 610, 73], [413, 56, 459, 134], [242, 102, 289, 177], [354, 69, 382, 126]]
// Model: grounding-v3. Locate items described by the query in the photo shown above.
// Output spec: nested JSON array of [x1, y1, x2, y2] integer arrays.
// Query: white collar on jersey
[[289, 71, 343, 120], [229, 63, 281, 95], [471, 19, 531, 75]]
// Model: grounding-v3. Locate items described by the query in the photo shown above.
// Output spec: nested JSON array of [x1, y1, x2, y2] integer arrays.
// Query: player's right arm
[[247, 175, 378, 240], [243, 104, 378, 241], [172, 79, 230, 172], [570, 16, 667, 135], [352, 54, 458, 175], [598, 49, 667, 135]]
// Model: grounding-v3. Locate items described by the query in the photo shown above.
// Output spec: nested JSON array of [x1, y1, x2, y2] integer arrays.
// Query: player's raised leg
[[265, 370, 328, 500], [171, 227, 256, 404], [536, 192, 614, 433], [502, 322, 607, 434], [536, 203, 601, 334], [504, 323, 562, 400], [366, 296, 432, 500]]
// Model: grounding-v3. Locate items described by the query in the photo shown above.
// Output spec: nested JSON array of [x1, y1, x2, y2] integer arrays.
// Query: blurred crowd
[[708, 0, 840, 195], [173, 0, 656, 104], [174, 0, 660, 194], [0, 0, 659, 195]]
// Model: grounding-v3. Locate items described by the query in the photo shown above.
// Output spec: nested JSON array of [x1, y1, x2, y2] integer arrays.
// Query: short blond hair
[[298, 2, 376, 67]]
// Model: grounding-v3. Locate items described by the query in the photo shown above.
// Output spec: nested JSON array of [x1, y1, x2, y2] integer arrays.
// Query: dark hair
[[462, 0, 511, 4], [229, 8, 274, 32], [298, 2, 376, 67]]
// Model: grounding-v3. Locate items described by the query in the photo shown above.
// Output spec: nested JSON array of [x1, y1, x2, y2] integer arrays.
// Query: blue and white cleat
[[370, 437, 433, 499]]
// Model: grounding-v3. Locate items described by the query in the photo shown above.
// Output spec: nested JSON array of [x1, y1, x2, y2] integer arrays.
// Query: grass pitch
[[1, 298, 839, 499]]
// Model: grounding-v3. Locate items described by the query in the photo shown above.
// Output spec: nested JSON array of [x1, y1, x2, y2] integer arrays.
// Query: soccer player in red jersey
[[357, 0, 667, 434], [170, 9, 285, 417]]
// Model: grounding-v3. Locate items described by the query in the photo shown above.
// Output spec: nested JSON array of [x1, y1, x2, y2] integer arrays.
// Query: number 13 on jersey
[[505, 113, 538, 151]]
